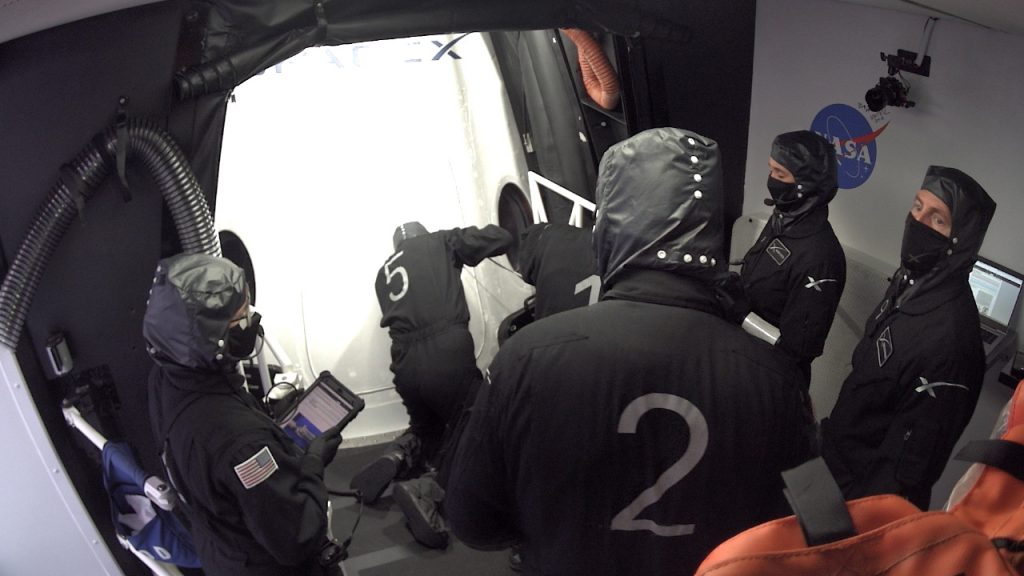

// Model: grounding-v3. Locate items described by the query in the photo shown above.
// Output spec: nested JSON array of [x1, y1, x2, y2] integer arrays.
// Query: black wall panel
[[0, 3, 184, 574], [641, 0, 758, 241]]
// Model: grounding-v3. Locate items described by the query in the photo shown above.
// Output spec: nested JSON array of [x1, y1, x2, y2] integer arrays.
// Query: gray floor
[[324, 444, 516, 576]]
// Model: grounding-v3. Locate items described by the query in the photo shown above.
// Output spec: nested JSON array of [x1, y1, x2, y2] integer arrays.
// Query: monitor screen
[[969, 258, 1024, 328]]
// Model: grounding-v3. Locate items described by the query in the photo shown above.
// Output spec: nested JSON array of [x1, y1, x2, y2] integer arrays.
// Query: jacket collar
[[895, 268, 970, 315], [602, 269, 725, 318], [866, 268, 969, 336], [160, 363, 244, 395], [772, 205, 830, 240]]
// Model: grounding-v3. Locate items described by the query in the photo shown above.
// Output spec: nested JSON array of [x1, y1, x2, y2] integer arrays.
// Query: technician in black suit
[[739, 130, 846, 386], [821, 166, 996, 510], [350, 221, 511, 547], [446, 128, 815, 576], [516, 221, 600, 318]]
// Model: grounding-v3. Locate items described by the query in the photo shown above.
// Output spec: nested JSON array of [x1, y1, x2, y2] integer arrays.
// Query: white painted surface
[[0, 346, 122, 575], [745, 0, 1024, 360], [745, 0, 1024, 507], [746, 0, 1024, 270], [837, 0, 1024, 36], [215, 34, 532, 442]]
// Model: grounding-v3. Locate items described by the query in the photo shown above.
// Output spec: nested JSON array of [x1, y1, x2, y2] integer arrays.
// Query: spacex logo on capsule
[[810, 103, 889, 189]]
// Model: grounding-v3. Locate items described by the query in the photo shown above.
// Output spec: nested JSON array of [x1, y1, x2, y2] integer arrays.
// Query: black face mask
[[227, 312, 262, 359], [900, 213, 950, 274], [766, 176, 802, 209]]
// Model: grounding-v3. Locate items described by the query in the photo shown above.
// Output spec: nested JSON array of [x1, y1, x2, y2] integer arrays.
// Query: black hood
[[922, 166, 995, 262], [393, 221, 429, 251], [594, 127, 726, 288], [143, 254, 248, 371], [769, 130, 838, 218], [898, 165, 996, 303]]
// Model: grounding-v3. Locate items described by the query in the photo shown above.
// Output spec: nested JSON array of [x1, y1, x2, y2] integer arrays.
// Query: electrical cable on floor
[[327, 488, 365, 560]]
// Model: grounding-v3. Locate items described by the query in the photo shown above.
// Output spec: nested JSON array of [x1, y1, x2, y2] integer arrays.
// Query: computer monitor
[[969, 256, 1024, 331]]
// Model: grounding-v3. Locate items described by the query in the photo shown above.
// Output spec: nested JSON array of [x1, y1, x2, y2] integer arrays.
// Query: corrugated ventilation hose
[[561, 28, 621, 111], [0, 120, 221, 348]]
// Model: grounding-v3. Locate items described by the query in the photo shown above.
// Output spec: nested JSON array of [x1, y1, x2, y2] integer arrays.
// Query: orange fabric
[[1009, 378, 1024, 429], [696, 494, 1017, 575], [561, 28, 620, 111], [949, 423, 1024, 571]]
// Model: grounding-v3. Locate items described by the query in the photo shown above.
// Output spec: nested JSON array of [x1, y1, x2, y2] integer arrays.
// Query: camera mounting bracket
[[881, 49, 931, 77]]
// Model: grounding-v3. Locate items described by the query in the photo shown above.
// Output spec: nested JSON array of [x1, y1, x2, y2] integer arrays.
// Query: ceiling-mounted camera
[[865, 76, 913, 112], [863, 17, 937, 113], [863, 49, 931, 113]]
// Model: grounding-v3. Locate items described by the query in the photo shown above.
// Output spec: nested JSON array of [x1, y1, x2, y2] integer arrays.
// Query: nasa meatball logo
[[811, 103, 889, 189]]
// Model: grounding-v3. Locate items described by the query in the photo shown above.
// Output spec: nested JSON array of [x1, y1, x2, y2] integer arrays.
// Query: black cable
[[326, 488, 364, 560], [487, 257, 522, 278], [898, 70, 912, 92], [262, 381, 298, 408]]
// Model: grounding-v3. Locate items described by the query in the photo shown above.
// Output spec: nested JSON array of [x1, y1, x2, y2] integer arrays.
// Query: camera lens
[[865, 86, 887, 112]]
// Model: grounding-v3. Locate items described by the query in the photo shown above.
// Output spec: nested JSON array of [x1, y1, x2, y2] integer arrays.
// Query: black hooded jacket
[[740, 131, 846, 378], [375, 225, 512, 337], [821, 166, 996, 510], [375, 225, 511, 447], [144, 254, 334, 576], [518, 222, 599, 318], [446, 128, 814, 576], [150, 367, 333, 576]]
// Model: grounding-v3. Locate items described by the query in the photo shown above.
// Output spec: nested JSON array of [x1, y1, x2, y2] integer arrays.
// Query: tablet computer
[[276, 371, 365, 450]]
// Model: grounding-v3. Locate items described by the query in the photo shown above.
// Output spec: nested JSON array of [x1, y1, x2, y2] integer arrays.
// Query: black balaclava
[[766, 130, 838, 231], [900, 213, 948, 274], [143, 253, 253, 372], [393, 221, 429, 251], [593, 127, 726, 288], [227, 311, 262, 359], [896, 165, 996, 302]]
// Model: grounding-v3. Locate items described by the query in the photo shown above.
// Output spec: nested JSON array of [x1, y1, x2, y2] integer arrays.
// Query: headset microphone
[[764, 193, 805, 209]]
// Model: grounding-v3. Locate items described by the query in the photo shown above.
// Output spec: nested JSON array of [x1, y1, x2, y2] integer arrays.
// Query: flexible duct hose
[[0, 120, 221, 348], [561, 28, 620, 111]]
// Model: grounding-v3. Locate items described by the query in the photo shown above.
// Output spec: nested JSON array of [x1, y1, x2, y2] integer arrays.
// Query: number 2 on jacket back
[[384, 251, 409, 301], [611, 393, 709, 537]]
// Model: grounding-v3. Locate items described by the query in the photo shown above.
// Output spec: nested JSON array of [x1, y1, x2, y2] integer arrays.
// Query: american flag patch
[[234, 446, 278, 490]]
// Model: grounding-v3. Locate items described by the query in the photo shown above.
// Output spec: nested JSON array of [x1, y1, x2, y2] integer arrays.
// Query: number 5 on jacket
[[384, 251, 409, 301]]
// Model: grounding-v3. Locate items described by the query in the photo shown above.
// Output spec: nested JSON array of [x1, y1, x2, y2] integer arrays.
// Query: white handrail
[[62, 404, 186, 576], [527, 171, 595, 226], [256, 339, 275, 396], [62, 404, 106, 451]]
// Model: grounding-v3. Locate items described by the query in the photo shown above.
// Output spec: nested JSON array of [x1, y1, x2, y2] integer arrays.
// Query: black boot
[[393, 476, 449, 550], [350, 450, 404, 504], [350, 433, 421, 504]]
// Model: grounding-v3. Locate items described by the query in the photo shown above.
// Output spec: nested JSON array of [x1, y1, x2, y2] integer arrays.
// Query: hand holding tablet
[[277, 371, 365, 452]]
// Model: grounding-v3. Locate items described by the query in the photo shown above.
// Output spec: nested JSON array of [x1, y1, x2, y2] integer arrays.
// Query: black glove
[[714, 272, 751, 325], [306, 422, 344, 466]]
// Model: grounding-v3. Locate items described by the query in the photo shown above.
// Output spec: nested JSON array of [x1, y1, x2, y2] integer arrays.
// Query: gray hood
[[594, 127, 726, 288], [143, 254, 248, 371]]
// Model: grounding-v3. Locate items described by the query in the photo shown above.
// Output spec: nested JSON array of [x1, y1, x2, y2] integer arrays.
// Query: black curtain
[[175, 0, 690, 99]]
